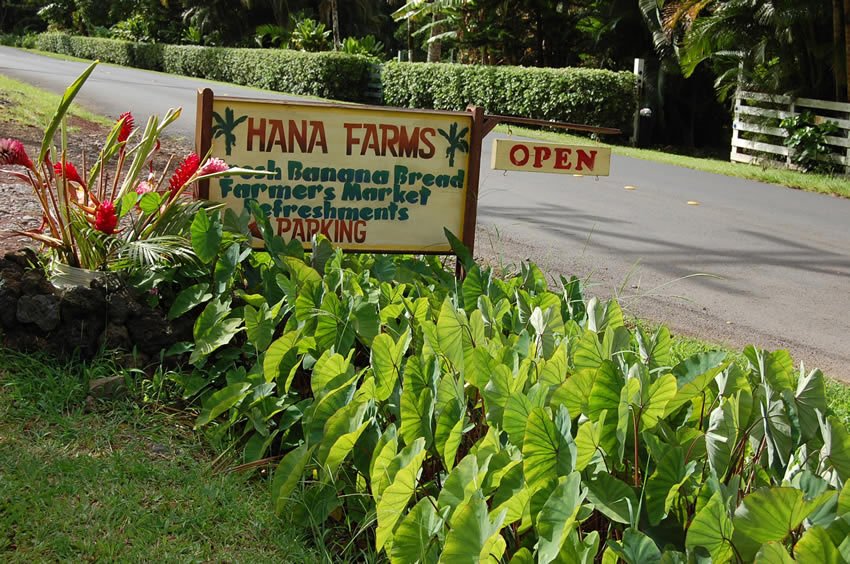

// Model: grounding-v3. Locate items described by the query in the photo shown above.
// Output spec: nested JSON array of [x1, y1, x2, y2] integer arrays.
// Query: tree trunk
[[331, 0, 340, 50], [845, 0, 850, 100], [427, 15, 442, 62], [407, 18, 414, 62]]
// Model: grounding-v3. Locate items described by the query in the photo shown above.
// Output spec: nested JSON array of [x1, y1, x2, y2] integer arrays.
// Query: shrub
[[35, 33, 373, 103], [383, 62, 637, 134]]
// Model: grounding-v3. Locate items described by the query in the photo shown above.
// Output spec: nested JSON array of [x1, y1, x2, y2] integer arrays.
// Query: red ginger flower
[[0, 138, 34, 170], [117, 112, 134, 143], [168, 152, 200, 194], [93, 201, 118, 234], [54, 161, 86, 187]]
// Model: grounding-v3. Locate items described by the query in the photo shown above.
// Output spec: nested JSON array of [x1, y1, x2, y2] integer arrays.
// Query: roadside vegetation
[[3, 17, 850, 564]]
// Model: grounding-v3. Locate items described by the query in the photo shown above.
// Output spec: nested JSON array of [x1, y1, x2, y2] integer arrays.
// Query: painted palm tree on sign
[[212, 107, 248, 156], [437, 122, 469, 167]]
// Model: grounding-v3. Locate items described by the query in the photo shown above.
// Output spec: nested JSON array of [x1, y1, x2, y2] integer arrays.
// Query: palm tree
[[212, 107, 248, 156], [437, 123, 469, 168]]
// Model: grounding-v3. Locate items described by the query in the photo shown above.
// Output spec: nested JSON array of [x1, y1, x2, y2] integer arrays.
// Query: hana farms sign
[[491, 138, 611, 176], [198, 93, 473, 253]]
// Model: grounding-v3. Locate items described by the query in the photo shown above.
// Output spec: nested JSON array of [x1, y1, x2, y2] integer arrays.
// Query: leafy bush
[[780, 111, 841, 174], [341, 35, 385, 60], [383, 62, 637, 133], [289, 17, 330, 52], [168, 213, 850, 562], [35, 32, 373, 103]]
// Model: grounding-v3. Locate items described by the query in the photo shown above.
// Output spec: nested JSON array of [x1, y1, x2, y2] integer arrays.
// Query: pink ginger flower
[[0, 138, 34, 170], [198, 157, 229, 176]]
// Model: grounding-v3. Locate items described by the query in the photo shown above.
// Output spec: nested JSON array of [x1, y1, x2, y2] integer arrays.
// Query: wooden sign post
[[196, 90, 620, 276]]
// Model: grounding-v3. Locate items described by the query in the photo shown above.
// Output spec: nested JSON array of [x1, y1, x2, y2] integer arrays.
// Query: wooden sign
[[196, 90, 475, 254], [491, 138, 611, 176]]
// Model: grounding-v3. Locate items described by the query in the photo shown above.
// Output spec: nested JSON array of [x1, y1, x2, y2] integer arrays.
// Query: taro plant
[[340, 35, 386, 59], [0, 61, 263, 274], [172, 214, 850, 562]]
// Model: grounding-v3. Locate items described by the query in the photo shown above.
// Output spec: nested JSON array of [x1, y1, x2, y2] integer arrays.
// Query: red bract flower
[[168, 152, 200, 193], [117, 112, 134, 143], [93, 201, 118, 234], [199, 157, 229, 176], [53, 161, 86, 187], [0, 138, 34, 170]]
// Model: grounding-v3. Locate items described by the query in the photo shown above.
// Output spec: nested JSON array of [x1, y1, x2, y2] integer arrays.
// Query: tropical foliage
[[0, 62, 259, 272], [167, 209, 850, 562]]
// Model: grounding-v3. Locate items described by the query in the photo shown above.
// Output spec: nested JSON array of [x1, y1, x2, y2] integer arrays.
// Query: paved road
[[3, 47, 850, 379]]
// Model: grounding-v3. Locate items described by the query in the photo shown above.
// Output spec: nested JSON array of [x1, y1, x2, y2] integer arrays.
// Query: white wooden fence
[[731, 90, 850, 173]]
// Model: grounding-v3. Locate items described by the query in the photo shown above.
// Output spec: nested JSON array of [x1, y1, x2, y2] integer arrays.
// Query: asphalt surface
[[3, 47, 850, 380]]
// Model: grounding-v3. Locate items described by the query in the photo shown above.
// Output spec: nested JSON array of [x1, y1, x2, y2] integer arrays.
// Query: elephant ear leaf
[[685, 492, 734, 563], [375, 438, 427, 552], [607, 528, 661, 564], [439, 492, 507, 563], [390, 497, 443, 564], [536, 472, 586, 564], [271, 444, 313, 516]]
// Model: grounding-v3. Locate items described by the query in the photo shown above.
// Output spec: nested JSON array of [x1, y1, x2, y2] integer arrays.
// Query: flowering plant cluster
[[0, 62, 239, 272]]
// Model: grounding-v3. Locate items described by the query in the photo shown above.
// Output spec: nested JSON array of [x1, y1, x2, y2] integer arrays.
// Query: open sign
[[491, 138, 611, 176]]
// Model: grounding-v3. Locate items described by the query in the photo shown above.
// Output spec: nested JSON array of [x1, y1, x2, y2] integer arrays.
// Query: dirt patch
[[0, 116, 192, 254]]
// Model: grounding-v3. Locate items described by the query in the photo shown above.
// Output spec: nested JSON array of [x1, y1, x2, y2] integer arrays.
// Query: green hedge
[[382, 62, 636, 134], [35, 33, 372, 102]]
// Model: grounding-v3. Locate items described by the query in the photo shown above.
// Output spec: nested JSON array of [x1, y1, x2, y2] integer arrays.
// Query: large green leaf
[[685, 492, 734, 563], [376, 438, 427, 551], [190, 297, 242, 364], [586, 472, 639, 525], [640, 373, 677, 429], [190, 209, 223, 264], [536, 472, 586, 564], [705, 398, 738, 478], [795, 368, 826, 442], [372, 331, 411, 401], [435, 373, 465, 471], [244, 303, 277, 351], [550, 367, 597, 419], [522, 406, 576, 491], [666, 351, 731, 414], [195, 382, 250, 427], [794, 525, 840, 564], [437, 298, 467, 373], [490, 463, 529, 525], [263, 331, 301, 389], [316, 399, 371, 475], [820, 414, 850, 482], [271, 444, 313, 516], [438, 453, 491, 523], [587, 361, 624, 421], [439, 492, 506, 564], [575, 411, 607, 471], [732, 487, 836, 560], [503, 392, 539, 448], [754, 542, 795, 563], [607, 528, 661, 564], [370, 426, 399, 498], [636, 325, 672, 372], [167, 283, 212, 320], [390, 497, 443, 564], [645, 446, 696, 526]]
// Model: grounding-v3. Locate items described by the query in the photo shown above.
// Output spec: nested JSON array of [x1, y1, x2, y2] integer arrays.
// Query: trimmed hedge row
[[35, 33, 372, 102], [382, 62, 637, 134], [34, 33, 636, 131]]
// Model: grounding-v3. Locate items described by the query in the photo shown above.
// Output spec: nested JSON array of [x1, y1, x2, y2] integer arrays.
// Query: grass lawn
[[0, 349, 317, 562], [0, 74, 110, 129], [497, 125, 850, 199]]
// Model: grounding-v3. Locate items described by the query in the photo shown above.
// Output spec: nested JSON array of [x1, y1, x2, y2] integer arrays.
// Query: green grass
[[0, 349, 317, 562], [497, 125, 850, 199], [0, 74, 111, 129]]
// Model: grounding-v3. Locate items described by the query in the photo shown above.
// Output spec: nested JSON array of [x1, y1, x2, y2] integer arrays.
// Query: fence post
[[730, 91, 741, 164], [631, 58, 645, 146], [786, 98, 796, 168]]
